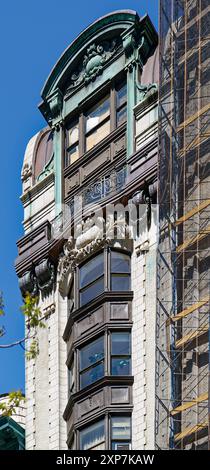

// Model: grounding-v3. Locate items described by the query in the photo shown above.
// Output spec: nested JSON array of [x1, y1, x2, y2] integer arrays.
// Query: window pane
[[67, 144, 79, 165], [116, 82, 127, 108], [111, 274, 130, 291], [68, 122, 79, 145], [80, 253, 104, 288], [111, 252, 130, 273], [68, 362, 75, 394], [86, 120, 110, 151], [112, 442, 130, 450], [80, 276, 104, 305], [111, 358, 131, 376], [111, 416, 131, 440], [80, 336, 104, 370], [68, 283, 74, 315], [111, 332, 131, 355], [86, 96, 110, 133], [80, 420, 105, 450], [117, 105, 127, 125], [80, 362, 104, 389]]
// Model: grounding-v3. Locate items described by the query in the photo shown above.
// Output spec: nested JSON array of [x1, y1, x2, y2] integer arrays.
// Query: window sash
[[111, 332, 131, 355], [111, 251, 131, 274], [80, 360, 104, 389], [85, 119, 110, 152], [79, 275, 104, 306], [111, 357, 131, 376], [111, 273, 131, 291], [85, 95, 110, 134], [79, 336, 104, 372], [80, 419, 105, 450], [111, 416, 131, 440], [80, 253, 104, 289]]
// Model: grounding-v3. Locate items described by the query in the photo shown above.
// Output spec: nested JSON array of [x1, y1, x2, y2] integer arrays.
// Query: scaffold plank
[[175, 327, 209, 349], [176, 225, 210, 253], [176, 200, 210, 226], [177, 102, 210, 132], [174, 422, 208, 442], [171, 393, 208, 416], [170, 298, 209, 323]]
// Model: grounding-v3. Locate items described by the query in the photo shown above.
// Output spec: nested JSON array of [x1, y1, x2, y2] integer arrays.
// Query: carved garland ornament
[[68, 38, 119, 89]]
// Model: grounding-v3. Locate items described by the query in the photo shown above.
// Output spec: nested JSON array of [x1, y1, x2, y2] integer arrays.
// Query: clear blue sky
[[0, 1, 157, 394]]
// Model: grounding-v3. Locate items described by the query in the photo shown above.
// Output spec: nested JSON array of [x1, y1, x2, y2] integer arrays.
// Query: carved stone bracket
[[35, 259, 55, 295], [19, 270, 38, 297], [19, 258, 55, 297]]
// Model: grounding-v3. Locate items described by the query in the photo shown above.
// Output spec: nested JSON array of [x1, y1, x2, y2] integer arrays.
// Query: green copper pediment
[[41, 10, 138, 100]]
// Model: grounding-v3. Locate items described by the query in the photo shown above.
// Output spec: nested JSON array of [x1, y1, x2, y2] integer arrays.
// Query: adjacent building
[[0, 394, 25, 450], [156, 0, 210, 450]]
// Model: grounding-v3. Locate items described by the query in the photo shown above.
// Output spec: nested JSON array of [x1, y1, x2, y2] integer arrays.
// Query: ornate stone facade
[[16, 10, 159, 450]]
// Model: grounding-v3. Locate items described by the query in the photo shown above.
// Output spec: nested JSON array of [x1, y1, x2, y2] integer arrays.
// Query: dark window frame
[[79, 335, 105, 390], [77, 329, 131, 391], [110, 331, 131, 377], [78, 413, 131, 450], [77, 248, 131, 308]]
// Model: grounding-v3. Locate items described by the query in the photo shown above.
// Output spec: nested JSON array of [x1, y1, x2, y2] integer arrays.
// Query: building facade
[[15, 10, 159, 450]]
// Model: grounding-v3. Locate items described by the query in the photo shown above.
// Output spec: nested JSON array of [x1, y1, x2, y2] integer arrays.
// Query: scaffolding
[[156, 0, 210, 449]]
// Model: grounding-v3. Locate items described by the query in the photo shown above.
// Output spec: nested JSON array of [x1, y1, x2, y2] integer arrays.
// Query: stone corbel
[[35, 259, 55, 295], [19, 270, 38, 297]]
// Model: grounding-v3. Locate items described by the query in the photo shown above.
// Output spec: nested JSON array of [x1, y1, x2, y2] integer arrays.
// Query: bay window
[[78, 250, 131, 308]]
